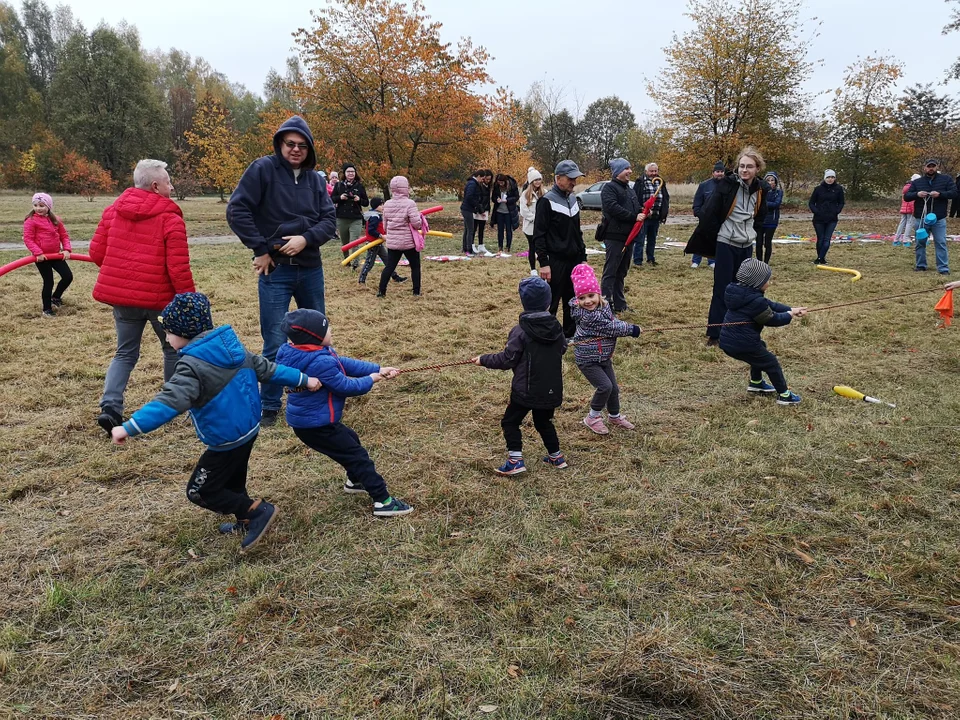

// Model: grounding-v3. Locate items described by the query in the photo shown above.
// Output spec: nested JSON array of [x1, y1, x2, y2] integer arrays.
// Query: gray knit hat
[[609, 158, 631, 179], [736, 258, 772, 289]]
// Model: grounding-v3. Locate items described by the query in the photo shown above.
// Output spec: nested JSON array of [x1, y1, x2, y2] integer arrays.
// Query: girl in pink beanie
[[23, 193, 73, 317], [568, 262, 641, 434]]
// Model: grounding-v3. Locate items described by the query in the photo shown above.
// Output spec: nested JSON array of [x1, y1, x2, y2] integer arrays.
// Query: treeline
[[1, 0, 959, 201]]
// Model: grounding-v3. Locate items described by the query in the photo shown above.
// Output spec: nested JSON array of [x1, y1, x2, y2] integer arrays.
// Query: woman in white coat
[[518, 167, 545, 276]]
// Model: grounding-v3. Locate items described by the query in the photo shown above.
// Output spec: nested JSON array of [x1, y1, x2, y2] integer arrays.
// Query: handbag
[[595, 216, 608, 242], [410, 214, 427, 252]]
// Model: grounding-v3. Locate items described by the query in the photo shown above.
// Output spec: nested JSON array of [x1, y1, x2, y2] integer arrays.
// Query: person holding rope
[[686, 146, 768, 347]]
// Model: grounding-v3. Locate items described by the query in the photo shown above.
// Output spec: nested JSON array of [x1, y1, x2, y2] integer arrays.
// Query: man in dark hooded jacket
[[227, 115, 337, 424]]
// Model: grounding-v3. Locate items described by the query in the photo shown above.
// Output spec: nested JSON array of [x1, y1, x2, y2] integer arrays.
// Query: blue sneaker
[[748, 380, 777, 394], [239, 501, 278, 554], [373, 497, 414, 517], [218, 520, 247, 535], [776, 391, 801, 406], [542, 453, 568, 469], [343, 478, 366, 494], [495, 458, 527, 476]]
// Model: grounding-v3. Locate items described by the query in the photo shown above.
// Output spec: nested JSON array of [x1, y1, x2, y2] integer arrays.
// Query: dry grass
[[1, 195, 960, 719]]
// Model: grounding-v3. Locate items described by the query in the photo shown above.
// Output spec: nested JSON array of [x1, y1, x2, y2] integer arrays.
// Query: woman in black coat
[[808, 170, 845, 264], [489, 174, 520, 254]]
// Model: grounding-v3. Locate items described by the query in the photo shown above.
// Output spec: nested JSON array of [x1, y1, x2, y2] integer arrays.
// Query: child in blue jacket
[[276, 309, 413, 517], [719, 259, 807, 405], [111, 293, 320, 553]]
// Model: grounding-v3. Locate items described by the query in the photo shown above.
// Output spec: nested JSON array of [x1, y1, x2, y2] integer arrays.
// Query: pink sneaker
[[583, 414, 609, 435], [607, 415, 635, 430]]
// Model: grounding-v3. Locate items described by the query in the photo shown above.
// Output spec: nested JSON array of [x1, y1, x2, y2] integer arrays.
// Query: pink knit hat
[[32, 193, 53, 211], [571, 262, 601, 298]]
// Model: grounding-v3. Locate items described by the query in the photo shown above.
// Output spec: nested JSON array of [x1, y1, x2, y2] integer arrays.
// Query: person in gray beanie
[[718, 258, 807, 405], [599, 158, 643, 313]]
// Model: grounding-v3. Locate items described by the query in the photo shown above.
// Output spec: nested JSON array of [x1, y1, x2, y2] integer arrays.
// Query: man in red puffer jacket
[[90, 159, 196, 435]]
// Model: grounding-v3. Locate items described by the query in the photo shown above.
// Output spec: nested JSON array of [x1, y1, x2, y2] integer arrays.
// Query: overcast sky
[[57, 0, 960, 118]]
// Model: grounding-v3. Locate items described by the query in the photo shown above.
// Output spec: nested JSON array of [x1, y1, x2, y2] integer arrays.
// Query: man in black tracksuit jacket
[[533, 160, 588, 337], [600, 158, 642, 313]]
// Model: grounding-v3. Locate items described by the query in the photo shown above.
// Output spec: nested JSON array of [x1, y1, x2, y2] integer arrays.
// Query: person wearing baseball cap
[[531, 160, 587, 337], [904, 158, 958, 274]]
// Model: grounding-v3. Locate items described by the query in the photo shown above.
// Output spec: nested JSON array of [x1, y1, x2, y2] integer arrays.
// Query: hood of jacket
[[114, 187, 183, 222], [273, 115, 317, 170], [180, 325, 246, 370], [764, 171, 780, 188], [724, 282, 764, 312], [390, 175, 411, 199], [519, 310, 565, 344]]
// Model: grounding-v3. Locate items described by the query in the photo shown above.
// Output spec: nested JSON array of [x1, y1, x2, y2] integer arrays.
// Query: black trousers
[[600, 239, 631, 312], [186, 437, 256, 519], [378, 249, 421, 295], [547, 255, 577, 337], [501, 402, 560, 454], [525, 233, 536, 270], [359, 242, 403, 283], [35, 259, 72, 311], [950, 198, 960, 218], [708, 243, 754, 340], [294, 424, 389, 502], [757, 227, 774, 263], [721, 343, 788, 394]]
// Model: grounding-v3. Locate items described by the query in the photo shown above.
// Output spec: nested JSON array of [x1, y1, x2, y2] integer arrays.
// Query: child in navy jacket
[[719, 259, 806, 405], [275, 309, 413, 517], [111, 293, 320, 554], [358, 197, 406, 286]]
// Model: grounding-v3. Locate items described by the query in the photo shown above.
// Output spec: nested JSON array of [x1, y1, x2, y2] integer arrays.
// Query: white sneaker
[[500, 252, 511, 258], [472, 243, 480, 254], [690, 262, 699, 268], [478, 245, 494, 257], [530, 269, 539, 277]]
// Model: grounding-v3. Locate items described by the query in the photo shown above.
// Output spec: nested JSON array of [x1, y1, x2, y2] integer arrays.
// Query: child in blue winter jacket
[[719, 259, 807, 405], [111, 293, 320, 553], [568, 263, 641, 434], [275, 309, 413, 517]]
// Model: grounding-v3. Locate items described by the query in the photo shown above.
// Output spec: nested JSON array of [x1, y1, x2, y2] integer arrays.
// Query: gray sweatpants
[[100, 305, 178, 414], [579, 359, 619, 414]]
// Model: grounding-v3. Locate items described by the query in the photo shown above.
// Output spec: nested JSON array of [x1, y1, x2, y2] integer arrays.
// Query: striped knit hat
[[736, 258, 772, 289]]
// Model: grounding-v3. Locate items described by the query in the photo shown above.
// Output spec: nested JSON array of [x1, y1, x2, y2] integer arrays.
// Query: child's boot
[[240, 501, 278, 554]]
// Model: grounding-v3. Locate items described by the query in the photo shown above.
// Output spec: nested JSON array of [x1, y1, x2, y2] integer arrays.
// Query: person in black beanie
[[474, 276, 569, 476]]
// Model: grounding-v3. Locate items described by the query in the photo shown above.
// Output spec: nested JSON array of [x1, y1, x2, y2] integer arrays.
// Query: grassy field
[[1, 194, 960, 719]]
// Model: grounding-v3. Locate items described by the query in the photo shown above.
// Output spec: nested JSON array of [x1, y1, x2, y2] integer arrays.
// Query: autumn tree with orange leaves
[[479, 88, 533, 181], [184, 96, 247, 201], [293, 0, 491, 194]]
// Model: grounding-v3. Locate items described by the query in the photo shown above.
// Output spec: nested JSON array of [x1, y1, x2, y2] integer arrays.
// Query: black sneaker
[[915, 266, 927, 272], [705, 338, 720, 347], [97, 407, 123, 435], [376, 292, 386, 298], [240, 501, 278, 553], [261, 409, 279, 427], [42, 309, 55, 317], [373, 497, 414, 517], [343, 478, 366, 494], [649, 259, 658, 266], [392, 274, 407, 283], [358, 276, 367, 285], [51, 297, 63, 308]]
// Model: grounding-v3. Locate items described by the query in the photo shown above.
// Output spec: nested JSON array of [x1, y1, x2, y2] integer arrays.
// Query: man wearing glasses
[[904, 159, 959, 275], [227, 116, 336, 425]]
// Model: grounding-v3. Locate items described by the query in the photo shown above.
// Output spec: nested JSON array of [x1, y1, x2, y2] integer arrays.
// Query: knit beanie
[[518, 276, 551, 312], [713, 161, 725, 172], [527, 166, 542, 184], [32, 193, 53, 211], [735, 258, 773, 289], [161, 292, 214, 339], [910, 174, 921, 181], [281, 308, 330, 344], [824, 169, 836, 179], [571, 262, 601, 298], [609, 158, 631, 179]]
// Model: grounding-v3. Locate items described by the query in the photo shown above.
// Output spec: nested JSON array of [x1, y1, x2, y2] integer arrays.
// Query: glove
[[630, 325, 642, 337]]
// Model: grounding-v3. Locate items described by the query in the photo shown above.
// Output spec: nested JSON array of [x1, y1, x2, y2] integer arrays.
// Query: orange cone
[[935, 290, 953, 327]]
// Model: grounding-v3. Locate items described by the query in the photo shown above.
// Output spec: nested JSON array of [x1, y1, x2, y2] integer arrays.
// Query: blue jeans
[[916, 217, 949, 273], [814, 221, 837, 262], [708, 242, 754, 340], [633, 220, 660, 264], [691, 254, 714, 267], [258, 263, 326, 411]]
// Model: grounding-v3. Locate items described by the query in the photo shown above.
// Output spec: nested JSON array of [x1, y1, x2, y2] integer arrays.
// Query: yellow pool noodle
[[816, 265, 862, 282], [426, 230, 453, 238], [833, 385, 866, 401], [341, 238, 384, 266]]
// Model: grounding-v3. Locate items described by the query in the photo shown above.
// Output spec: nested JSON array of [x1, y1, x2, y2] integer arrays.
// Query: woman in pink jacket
[[377, 176, 423, 297], [23, 193, 73, 317], [893, 174, 920, 247]]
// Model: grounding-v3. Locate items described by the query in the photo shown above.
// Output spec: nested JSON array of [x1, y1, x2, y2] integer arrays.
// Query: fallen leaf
[[478, 704, 498, 713], [507, 664, 521, 678], [236, 634, 248, 646], [564, 616, 576, 627], [848, 618, 857, 627], [792, 548, 815, 565], [731, 586, 744, 593], [798, 541, 811, 550], [226, 586, 238, 595], [902, 539, 911, 548], [187, 548, 199, 559], [168, 679, 179, 693]]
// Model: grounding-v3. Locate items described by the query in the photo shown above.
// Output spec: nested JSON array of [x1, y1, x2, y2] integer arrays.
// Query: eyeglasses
[[283, 140, 309, 150]]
